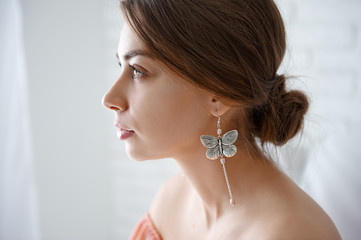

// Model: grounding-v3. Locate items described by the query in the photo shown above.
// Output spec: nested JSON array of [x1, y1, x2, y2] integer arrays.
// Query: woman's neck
[[172, 143, 280, 227]]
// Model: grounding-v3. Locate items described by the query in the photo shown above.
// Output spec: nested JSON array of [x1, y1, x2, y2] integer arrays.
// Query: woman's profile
[[102, 0, 341, 239]]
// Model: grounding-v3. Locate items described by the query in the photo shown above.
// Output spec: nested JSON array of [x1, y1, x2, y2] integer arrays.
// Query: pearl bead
[[230, 199, 235, 207], [220, 158, 226, 164], [217, 129, 222, 135]]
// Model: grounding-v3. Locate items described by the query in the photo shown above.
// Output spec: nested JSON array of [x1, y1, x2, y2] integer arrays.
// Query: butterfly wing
[[222, 144, 237, 158], [200, 135, 220, 160], [221, 130, 238, 158], [206, 146, 221, 160], [221, 130, 238, 145], [200, 135, 218, 148]]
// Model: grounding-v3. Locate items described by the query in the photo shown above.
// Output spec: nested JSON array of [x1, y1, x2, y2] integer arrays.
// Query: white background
[[19, 0, 361, 239]]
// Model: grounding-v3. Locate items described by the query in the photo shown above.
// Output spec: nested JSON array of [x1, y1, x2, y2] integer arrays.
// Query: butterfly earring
[[200, 115, 238, 207]]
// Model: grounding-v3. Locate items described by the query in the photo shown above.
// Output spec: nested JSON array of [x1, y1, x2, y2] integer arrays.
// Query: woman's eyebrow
[[116, 50, 150, 61]]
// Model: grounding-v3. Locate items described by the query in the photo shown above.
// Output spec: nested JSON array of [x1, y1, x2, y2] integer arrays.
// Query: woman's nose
[[102, 81, 127, 112]]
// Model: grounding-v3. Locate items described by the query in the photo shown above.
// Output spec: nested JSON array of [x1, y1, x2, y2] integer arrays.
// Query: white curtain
[[0, 0, 41, 239]]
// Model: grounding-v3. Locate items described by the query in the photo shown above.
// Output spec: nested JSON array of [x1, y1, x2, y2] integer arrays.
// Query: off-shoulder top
[[129, 213, 162, 240]]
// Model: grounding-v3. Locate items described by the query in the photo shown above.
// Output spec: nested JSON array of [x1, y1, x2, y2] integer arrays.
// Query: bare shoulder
[[256, 213, 341, 240], [230, 173, 342, 240], [149, 173, 189, 230], [243, 200, 341, 240]]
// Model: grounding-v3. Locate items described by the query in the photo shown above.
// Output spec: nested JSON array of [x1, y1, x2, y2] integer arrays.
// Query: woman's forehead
[[117, 23, 145, 60]]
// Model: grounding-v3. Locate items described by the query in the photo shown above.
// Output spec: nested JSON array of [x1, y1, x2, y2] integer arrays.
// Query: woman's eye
[[129, 64, 144, 78]]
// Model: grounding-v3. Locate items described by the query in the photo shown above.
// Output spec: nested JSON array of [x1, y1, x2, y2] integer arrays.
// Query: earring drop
[[200, 115, 238, 207]]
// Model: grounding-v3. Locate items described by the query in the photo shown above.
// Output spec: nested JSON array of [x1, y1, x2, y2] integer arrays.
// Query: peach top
[[129, 213, 162, 240]]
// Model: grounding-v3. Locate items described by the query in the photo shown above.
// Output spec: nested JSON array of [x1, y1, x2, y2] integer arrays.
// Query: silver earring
[[200, 115, 238, 207]]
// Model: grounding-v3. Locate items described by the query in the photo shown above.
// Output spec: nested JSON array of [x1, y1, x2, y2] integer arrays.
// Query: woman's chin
[[125, 145, 159, 161], [126, 150, 148, 162]]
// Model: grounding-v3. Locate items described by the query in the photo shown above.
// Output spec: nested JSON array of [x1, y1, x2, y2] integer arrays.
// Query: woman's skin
[[103, 23, 341, 240]]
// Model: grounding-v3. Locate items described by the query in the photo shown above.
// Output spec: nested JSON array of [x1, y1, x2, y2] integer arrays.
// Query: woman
[[103, 0, 341, 239]]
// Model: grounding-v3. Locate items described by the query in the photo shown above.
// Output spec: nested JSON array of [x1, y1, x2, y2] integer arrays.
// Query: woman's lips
[[114, 121, 135, 140], [117, 128, 135, 140]]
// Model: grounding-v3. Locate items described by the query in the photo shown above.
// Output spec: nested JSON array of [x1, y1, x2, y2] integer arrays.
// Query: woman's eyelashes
[[118, 62, 145, 79], [128, 64, 144, 78]]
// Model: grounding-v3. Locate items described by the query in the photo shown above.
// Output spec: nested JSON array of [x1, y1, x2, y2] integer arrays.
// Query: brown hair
[[120, 0, 309, 147]]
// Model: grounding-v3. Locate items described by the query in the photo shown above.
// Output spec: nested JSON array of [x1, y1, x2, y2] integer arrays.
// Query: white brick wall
[[277, 1, 361, 239], [277, 0, 361, 123], [103, 1, 361, 239]]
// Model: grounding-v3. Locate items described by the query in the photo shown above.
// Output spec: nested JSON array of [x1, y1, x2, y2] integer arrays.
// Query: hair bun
[[251, 74, 309, 145]]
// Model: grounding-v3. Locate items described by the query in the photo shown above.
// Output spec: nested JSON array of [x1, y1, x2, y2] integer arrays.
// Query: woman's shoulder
[[238, 178, 342, 240], [149, 173, 189, 231], [150, 173, 188, 210], [222, 199, 341, 240], [245, 209, 341, 240], [219, 172, 342, 240]]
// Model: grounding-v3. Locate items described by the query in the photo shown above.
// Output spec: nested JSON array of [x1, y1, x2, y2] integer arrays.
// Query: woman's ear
[[208, 96, 233, 117]]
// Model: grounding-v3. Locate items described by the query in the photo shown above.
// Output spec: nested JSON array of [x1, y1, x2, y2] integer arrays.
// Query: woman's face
[[102, 23, 213, 161]]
